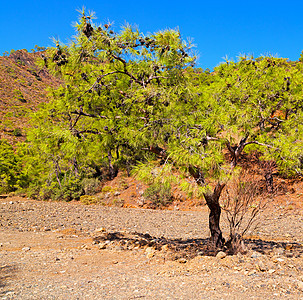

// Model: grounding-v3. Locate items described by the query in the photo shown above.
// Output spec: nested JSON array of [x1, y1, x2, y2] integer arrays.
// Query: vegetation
[[0, 9, 302, 252]]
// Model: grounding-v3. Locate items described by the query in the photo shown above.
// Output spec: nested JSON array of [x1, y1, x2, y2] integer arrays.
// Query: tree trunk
[[226, 134, 249, 168], [204, 183, 226, 249], [108, 150, 115, 180], [265, 171, 274, 193]]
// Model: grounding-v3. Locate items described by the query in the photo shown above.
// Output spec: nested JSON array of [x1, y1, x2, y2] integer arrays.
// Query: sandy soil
[[0, 197, 302, 299]]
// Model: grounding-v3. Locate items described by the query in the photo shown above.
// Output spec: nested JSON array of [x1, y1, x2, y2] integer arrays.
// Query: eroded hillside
[[0, 50, 61, 143]]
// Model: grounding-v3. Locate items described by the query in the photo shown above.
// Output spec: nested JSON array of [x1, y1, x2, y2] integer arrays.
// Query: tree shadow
[[245, 238, 303, 256], [0, 264, 17, 296], [92, 231, 303, 259]]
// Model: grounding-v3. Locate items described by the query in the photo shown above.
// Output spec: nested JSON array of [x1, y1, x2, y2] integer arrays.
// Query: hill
[[0, 49, 61, 143]]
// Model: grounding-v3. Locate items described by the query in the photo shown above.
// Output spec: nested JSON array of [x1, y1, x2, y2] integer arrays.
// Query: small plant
[[13, 89, 26, 103], [80, 195, 98, 205], [143, 182, 173, 207], [221, 172, 268, 254], [112, 197, 125, 207], [81, 177, 100, 195], [13, 128, 22, 137], [101, 185, 115, 193]]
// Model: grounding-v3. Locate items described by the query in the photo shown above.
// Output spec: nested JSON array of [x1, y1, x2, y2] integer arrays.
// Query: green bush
[[81, 177, 100, 195], [143, 182, 173, 207], [0, 140, 28, 193], [13, 128, 22, 137]]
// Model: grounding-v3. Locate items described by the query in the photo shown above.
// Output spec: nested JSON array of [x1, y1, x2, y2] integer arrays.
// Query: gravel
[[0, 197, 302, 299]]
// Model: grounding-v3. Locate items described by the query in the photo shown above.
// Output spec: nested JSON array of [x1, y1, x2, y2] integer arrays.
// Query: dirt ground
[[0, 196, 302, 299]]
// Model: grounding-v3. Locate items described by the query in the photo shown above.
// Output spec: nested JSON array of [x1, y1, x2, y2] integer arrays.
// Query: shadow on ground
[[0, 264, 17, 296], [92, 231, 303, 259]]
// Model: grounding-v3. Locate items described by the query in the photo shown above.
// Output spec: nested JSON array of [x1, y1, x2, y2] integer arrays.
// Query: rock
[[115, 246, 124, 251], [272, 256, 284, 263], [216, 251, 227, 259], [161, 244, 169, 252], [98, 242, 107, 250], [95, 227, 106, 233], [146, 252, 155, 259], [145, 246, 155, 254], [250, 251, 262, 258], [145, 246, 155, 258], [177, 258, 187, 264], [255, 260, 267, 272], [22, 247, 31, 251], [273, 247, 284, 256], [114, 191, 120, 196], [248, 270, 257, 276], [268, 269, 275, 274], [297, 281, 303, 291]]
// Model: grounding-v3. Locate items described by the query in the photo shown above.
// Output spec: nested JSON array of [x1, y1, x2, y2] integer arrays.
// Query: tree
[[28, 9, 195, 199], [28, 9, 302, 250]]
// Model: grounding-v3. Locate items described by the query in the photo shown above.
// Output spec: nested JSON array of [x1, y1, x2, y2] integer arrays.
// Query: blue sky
[[1, 1, 303, 70]]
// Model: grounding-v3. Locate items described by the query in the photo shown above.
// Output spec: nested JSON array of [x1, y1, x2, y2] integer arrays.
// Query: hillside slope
[[0, 50, 61, 143]]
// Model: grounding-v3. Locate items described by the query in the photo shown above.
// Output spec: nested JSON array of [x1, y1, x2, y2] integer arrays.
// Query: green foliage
[[0, 140, 28, 193], [80, 195, 98, 205], [26, 9, 195, 200], [24, 8, 302, 203], [13, 128, 22, 137], [143, 182, 172, 207]]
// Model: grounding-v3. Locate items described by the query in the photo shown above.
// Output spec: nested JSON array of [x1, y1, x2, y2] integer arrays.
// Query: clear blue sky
[[2, 1, 303, 70]]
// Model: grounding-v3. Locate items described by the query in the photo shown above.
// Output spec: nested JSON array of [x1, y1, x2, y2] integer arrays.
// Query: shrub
[[13, 128, 22, 137], [143, 182, 172, 207], [80, 195, 98, 205], [81, 177, 100, 195], [0, 140, 28, 193], [221, 172, 268, 254]]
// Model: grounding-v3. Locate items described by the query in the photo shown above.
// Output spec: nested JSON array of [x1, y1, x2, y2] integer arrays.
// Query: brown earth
[[0, 50, 61, 143], [0, 196, 302, 299]]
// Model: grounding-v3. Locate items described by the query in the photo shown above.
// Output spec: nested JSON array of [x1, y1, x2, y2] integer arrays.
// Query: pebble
[[255, 260, 267, 272], [161, 244, 169, 252], [297, 281, 303, 291], [98, 243, 107, 250], [22, 247, 31, 251], [250, 251, 262, 258], [95, 227, 106, 233], [272, 257, 284, 263], [216, 251, 227, 259]]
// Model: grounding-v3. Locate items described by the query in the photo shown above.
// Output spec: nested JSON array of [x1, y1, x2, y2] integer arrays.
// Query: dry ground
[[0, 197, 302, 299]]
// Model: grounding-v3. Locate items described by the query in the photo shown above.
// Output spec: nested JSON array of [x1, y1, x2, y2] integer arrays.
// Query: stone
[[216, 251, 227, 259], [177, 258, 187, 264], [98, 243, 107, 250], [161, 244, 169, 252], [145, 247, 155, 254], [255, 260, 267, 272], [95, 227, 106, 233], [22, 247, 31, 251], [297, 281, 303, 291], [273, 247, 284, 256], [272, 256, 284, 263], [250, 251, 262, 258]]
